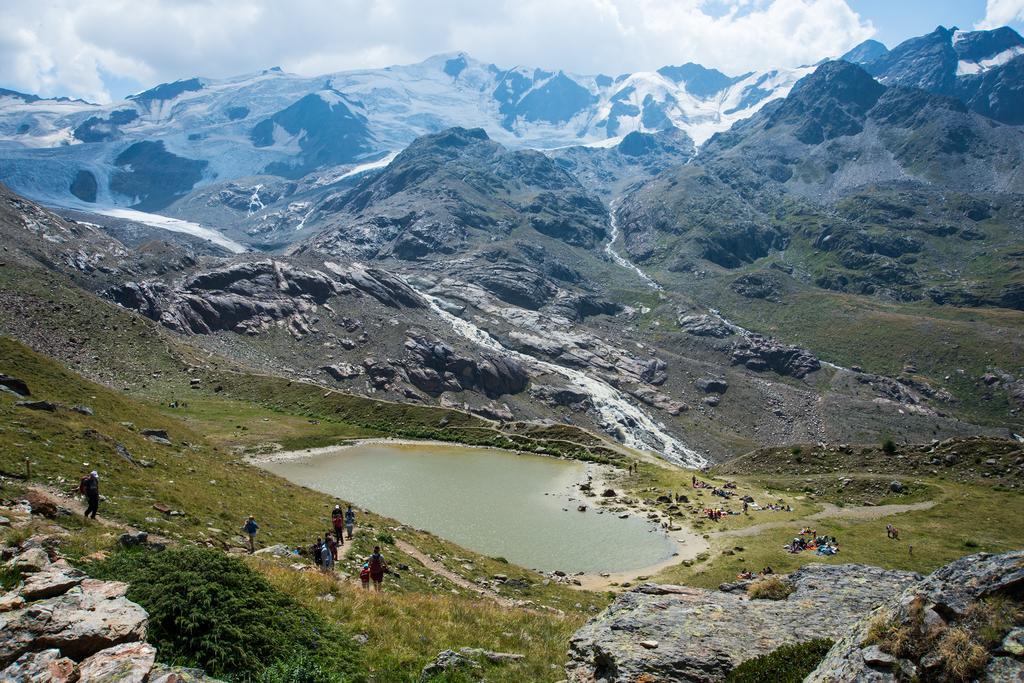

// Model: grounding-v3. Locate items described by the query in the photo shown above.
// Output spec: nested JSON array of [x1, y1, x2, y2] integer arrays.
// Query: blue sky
[[851, 0, 1013, 46], [1, 1, 1022, 103]]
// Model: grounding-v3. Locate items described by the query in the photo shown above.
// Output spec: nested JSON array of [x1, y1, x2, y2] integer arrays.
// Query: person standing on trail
[[345, 504, 356, 540], [79, 471, 100, 519], [243, 516, 259, 553], [326, 532, 339, 562], [332, 505, 345, 546], [368, 545, 388, 591], [322, 535, 336, 572]]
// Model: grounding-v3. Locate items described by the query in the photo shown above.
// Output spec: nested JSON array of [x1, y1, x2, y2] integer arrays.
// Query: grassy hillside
[[608, 441, 1024, 589]]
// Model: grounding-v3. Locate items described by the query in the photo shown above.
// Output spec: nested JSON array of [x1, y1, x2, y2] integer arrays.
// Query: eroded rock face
[[402, 331, 528, 398], [730, 334, 821, 378], [565, 563, 919, 683], [807, 551, 1024, 682], [678, 315, 734, 338], [106, 259, 424, 338]]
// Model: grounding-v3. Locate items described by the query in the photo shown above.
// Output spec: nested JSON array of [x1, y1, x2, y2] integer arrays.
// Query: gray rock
[[15, 400, 58, 412], [530, 384, 592, 411], [566, 563, 919, 683], [696, 378, 728, 394], [7, 547, 49, 573], [730, 335, 821, 378], [0, 375, 30, 397], [19, 563, 86, 601], [321, 364, 362, 381], [678, 315, 734, 338], [0, 648, 75, 682], [420, 649, 481, 681], [0, 578, 148, 665], [807, 551, 1024, 683], [118, 532, 148, 548], [76, 641, 156, 683]]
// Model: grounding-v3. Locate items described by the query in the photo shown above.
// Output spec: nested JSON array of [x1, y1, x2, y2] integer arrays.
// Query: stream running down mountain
[[416, 287, 707, 468], [604, 200, 662, 291]]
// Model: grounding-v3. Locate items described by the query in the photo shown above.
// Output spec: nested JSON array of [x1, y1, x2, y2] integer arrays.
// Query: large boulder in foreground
[[0, 578, 147, 664], [565, 563, 919, 682], [807, 550, 1024, 682]]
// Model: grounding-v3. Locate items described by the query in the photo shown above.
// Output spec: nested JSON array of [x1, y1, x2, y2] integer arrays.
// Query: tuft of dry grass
[[746, 576, 794, 600], [936, 627, 989, 681]]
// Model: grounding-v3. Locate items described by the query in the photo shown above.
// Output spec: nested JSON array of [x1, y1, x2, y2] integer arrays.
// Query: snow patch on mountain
[[956, 45, 1024, 75]]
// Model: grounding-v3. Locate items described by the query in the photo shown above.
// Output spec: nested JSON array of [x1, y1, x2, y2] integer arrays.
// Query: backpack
[[369, 553, 384, 573]]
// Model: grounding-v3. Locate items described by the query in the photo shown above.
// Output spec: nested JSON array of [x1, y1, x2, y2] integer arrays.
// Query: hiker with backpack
[[345, 504, 356, 540], [79, 471, 100, 519], [243, 515, 259, 553], [322, 535, 335, 573], [312, 537, 325, 568], [326, 531, 339, 562], [368, 545, 388, 591], [331, 505, 345, 546]]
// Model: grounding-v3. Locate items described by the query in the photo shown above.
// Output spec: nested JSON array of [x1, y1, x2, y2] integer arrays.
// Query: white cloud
[[976, 0, 1024, 29], [0, 0, 875, 103]]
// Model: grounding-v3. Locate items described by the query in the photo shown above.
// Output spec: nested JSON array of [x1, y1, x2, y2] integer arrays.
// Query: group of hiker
[[785, 528, 840, 555], [242, 504, 388, 589]]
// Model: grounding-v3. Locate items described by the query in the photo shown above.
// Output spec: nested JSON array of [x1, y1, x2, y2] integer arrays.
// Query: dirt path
[[711, 500, 937, 539], [394, 539, 520, 608]]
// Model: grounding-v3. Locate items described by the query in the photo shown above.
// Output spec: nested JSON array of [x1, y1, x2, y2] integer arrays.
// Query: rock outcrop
[[402, 331, 529, 398], [730, 334, 821, 378], [0, 533, 220, 682], [807, 550, 1024, 682], [565, 563, 919, 682], [106, 259, 424, 338]]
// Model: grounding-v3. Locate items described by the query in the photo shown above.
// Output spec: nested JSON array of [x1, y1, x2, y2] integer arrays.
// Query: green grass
[[725, 639, 834, 683], [653, 479, 1024, 589], [259, 561, 586, 683]]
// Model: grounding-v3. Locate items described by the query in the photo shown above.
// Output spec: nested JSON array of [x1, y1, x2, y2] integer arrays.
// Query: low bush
[[726, 638, 833, 682], [90, 547, 365, 682]]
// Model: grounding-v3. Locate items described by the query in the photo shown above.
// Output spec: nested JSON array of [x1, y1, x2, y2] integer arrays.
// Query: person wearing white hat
[[79, 470, 100, 519]]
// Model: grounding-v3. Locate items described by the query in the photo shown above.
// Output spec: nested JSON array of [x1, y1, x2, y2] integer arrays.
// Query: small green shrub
[[882, 439, 897, 455], [375, 532, 395, 546], [89, 547, 364, 682], [726, 639, 833, 682]]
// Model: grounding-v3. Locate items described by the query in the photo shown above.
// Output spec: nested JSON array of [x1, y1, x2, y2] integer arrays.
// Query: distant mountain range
[[1, 23, 1022, 462], [1, 25, 1020, 215]]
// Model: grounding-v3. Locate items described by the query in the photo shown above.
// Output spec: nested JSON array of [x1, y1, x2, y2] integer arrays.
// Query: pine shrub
[[90, 547, 365, 682]]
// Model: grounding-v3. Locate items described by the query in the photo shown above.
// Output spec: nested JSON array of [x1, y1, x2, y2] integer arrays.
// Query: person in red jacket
[[368, 546, 388, 591]]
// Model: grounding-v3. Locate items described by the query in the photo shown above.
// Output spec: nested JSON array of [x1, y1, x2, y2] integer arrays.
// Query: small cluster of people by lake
[[785, 528, 840, 555], [241, 503, 388, 589]]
